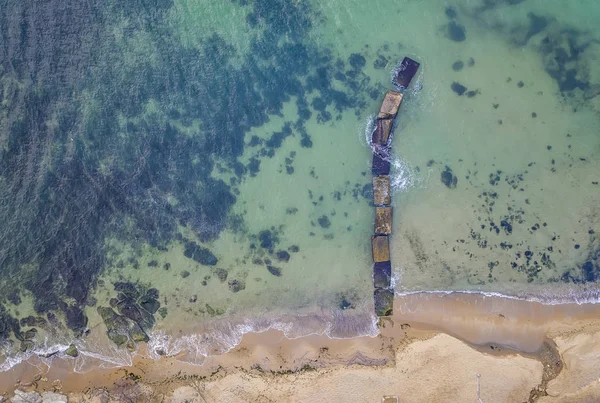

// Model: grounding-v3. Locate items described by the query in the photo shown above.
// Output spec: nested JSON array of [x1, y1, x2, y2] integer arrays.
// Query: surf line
[[372, 57, 420, 316]]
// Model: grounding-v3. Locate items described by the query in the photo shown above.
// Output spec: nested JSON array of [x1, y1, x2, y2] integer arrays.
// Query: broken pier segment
[[393, 57, 420, 89], [371, 57, 420, 318]]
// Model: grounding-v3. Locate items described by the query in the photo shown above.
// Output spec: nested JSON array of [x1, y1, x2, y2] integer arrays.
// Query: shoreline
[[3, 292, 600, 401]]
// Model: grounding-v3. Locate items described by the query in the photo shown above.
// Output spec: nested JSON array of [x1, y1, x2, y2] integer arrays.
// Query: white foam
[[394, 287, 600, 306], [144, 306, 379, 366], [361, 114, 375, 148]]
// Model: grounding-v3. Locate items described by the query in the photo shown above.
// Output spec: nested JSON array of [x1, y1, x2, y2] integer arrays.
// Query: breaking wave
[[0, 304, 379, 373]]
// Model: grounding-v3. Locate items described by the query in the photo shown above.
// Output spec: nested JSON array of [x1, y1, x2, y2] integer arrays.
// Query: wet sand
[[3, 293, 600, 402]]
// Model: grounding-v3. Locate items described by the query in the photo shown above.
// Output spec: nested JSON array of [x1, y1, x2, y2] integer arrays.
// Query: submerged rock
[[116, 297, 155, 331], [447, 21, 466, 42], [138, 295, 160, 315], [184, 241, 218, 266], [445, 6, 457, 19], [19, 340, 34, 353], [214, 268, 228, 282], [451, 82, 467, 96], [276, 250, 291, 262], [259, 229, 279, 249], [113, 282, 140, 299], [452, 60, 464, 71], [340, 297, 352, 310], [64, 306, 87, 334], [23, 328, 37, 340], [267, 265, 282, 276], [228, 279, 246, 293], [65, 343, 78, 357], [97, 306, 149, 346], [318, 215, 331, 228]]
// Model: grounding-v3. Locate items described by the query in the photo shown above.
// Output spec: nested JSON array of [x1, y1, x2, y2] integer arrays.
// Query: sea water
[[0, 0, 598, 371]]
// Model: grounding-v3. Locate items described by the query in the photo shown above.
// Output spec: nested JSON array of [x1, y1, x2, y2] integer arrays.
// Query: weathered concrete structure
[[371, 235, 390, 262], [371, 57, 419, 317], [373, 175, 391, 206], [374, 206, 393, 235]]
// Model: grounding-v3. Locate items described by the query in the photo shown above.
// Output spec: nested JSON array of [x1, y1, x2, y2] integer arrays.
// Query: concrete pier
[[371, 57, 419, 317]]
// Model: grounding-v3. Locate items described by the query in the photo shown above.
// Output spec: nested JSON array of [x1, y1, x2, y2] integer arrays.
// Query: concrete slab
[[375, 206, 393, 235], [374, 288, 394, 316], [372, 147, 391, 176], [394, 57, 420, 89], [373, 175, 391, 206], [372, 235, 390, 262], [372, 118, 393, 145], [377, 90, 403, 119], [373, 261, 392, 288]]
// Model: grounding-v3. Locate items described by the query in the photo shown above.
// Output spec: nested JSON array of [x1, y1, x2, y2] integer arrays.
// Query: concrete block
[[372, 235, 390, 262], [373, 261, 392, 288], [372, 118, 393, 145], [394, 57, 420, 89], [374, 207, 393, 235], [372, 147, 391, 176], [377, 90, 403, 119], [373, 175, 391, 206], [374, 288, 394, 316]]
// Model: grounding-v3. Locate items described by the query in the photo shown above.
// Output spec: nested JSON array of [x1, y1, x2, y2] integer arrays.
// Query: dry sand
[[3, 293, 600, 402]]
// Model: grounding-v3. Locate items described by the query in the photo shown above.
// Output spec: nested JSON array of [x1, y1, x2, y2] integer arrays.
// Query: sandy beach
[[2, 292, 600, 402]]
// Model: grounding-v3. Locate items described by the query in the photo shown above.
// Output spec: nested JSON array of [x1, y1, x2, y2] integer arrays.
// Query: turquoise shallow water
[[0, 0, 599, 371]]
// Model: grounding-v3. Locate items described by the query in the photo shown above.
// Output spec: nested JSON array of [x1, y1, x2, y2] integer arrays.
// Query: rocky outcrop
[[98, 307, 148, 346], [98, 283, 161, 347], [41, 392, 68, 403], [65, 343, 78, 357], [11, 390, 42, 403]]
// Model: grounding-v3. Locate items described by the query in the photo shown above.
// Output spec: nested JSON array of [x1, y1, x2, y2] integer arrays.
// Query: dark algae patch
[[318, 215, 332, 228], [451, 82, 468, 96], [447, 21, 467, 42], [441, 166, 458, 189]]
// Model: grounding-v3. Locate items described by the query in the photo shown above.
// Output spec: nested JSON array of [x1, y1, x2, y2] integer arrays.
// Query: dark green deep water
[[0, 0, 599, 369]]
